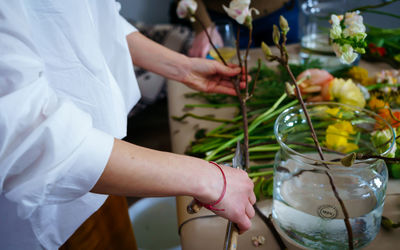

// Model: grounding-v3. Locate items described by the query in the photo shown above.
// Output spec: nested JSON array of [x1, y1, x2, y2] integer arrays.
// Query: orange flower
[[368, 96, 389, 112], [378, 109, 400, 128]]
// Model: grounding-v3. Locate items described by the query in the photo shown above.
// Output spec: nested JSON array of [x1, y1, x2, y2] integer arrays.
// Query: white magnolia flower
[[222, 0, 259, 25], [177, 0, 198, 21]]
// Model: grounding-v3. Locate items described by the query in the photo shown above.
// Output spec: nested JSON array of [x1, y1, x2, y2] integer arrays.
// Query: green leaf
[[389, 163, 400, 179], [261, 178, 274, 198], [254, 178, 262, 201]]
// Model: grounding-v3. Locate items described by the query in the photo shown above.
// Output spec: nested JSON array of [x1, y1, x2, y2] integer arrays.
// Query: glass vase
[[273, 102, 394, 249]]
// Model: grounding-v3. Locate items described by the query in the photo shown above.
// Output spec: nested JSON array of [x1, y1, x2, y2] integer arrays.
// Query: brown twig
[[249, 59, 262, 98], [193, 14, 228, 66], [239, 26, 254, 169], [235, 29, 243, 68], [244, 28, 252, 100], [231, 76, 250, 169], [192, 14, 251, 168]]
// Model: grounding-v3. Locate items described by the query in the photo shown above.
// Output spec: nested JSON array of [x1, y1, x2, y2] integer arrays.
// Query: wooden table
[[167, 45, 400, 249]]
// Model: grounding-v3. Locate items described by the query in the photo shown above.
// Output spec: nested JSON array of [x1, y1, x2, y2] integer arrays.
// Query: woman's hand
[[194, 163, 256, 233], [126, 32, 247, 96], [181, 58, 247, 96]]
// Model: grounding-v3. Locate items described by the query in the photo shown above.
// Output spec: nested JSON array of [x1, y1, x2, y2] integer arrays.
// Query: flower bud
[[341, 152, 356, 167], [272, 25, 280, 46], [279, 16, 289, 34], [285, 82, 295, 97], [355, 47, 366, 54], [261, 42, 273, 59], [244, 15, 253, 29], [381, 216, 394, 230]]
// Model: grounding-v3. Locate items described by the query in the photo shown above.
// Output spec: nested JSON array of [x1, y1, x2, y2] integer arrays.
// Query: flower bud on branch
[[279, 16, 289, 35], [272, 25, 280, 46]]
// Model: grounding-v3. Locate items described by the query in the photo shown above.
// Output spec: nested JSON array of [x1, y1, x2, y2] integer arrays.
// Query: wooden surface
[[167, 45, 400, 249], [60, 195, 137, 250]]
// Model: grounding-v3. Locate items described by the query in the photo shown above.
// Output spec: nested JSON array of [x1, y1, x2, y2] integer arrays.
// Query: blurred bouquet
[[329, 1, 400, 68]]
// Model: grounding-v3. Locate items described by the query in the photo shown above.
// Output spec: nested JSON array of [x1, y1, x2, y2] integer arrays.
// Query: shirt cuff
[[45, 129, 114, 204]]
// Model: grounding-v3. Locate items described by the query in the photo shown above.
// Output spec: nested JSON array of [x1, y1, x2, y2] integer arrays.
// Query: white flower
[[330, 11, 366, 65], [329, 15, 342, 39], [222, 0, 259, 25], [342, 11, 366, 39], [341, 44, 358, 64], [330, 24, 342, 39], [330, 14, 341, 26], [177, 0, 198, 21], [332, 43, 358, 64], [332, 43, 342, 57]]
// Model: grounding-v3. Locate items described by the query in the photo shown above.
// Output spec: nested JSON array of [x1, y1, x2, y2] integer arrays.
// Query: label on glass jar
[[317, 205, 338, 219]]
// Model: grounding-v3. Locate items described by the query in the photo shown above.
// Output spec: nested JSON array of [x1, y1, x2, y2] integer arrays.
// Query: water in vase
[[273, 154, 386, 249]]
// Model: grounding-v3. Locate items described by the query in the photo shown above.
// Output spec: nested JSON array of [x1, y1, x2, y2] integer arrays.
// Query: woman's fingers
[[246, 202, 255, 219], [237, 214, 252, 234]]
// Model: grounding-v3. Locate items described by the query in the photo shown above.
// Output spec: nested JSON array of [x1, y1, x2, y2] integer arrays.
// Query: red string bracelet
[[195, 161, 227, 211]]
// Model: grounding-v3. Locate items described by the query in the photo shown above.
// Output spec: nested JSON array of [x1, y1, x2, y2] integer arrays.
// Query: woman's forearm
[[91, 139, 223, 201], [126, 32, 191, 82], [92, 138, 256, 232]]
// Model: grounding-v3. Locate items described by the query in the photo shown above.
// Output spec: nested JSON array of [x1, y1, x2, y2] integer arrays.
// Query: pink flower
[[222, 0, 259, 25], [296, 69, 334, 102], [177, 0, 198, 21]]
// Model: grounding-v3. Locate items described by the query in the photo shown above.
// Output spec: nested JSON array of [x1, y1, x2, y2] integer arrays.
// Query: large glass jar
[[273, 102, 394, 249]]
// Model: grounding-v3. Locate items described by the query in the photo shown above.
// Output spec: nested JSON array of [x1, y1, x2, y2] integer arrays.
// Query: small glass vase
[[273, 102, 395, 249]]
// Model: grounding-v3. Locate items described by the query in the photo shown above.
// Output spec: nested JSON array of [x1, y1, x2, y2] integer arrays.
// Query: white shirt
[[0, 0, 141, 249]]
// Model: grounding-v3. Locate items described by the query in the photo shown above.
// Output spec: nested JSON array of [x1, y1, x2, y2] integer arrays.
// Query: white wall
[[117, 0, 174, 24]]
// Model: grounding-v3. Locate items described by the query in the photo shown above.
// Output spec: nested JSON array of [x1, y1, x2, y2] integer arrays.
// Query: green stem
[[184, 103, 238, 108], [366, 83, 400, 91], [364, 9, 400, 19], [249, 164, 274, 171], [248, 170, 274, 178], [349, 0, 399, 12], [172, 113, 235, 123], [204, 94, 293, 161]]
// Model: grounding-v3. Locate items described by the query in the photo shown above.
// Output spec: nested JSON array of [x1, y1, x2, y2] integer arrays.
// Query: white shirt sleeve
[[114, 0, 138, 35], [0, 1, 114, 219]]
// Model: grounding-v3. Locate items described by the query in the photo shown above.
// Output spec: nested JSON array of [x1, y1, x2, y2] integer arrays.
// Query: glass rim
[[274, 101, 396, 167]]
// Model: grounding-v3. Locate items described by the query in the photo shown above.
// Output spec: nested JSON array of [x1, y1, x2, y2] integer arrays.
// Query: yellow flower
[[325, 107, 342, 118], [325, 121, 359, 153], [330, 78, 366, 108], [348, 66, 374, 86]]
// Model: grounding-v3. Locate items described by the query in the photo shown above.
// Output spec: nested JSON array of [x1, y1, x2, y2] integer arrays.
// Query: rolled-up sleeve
[[0, 1, 114, 219], [114, 0, 138, 36]]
